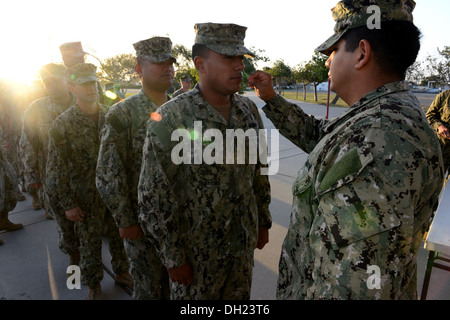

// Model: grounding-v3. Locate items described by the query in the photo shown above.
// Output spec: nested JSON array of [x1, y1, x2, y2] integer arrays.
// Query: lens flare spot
[[189, 129, 200, 140], [150, 112, 162, 122], [104, 90, 117, 99]]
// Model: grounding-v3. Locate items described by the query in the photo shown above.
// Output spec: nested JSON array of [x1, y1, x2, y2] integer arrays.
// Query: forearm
[[262, 94, 325, 153], [19, 128, 41, 186], [46, 139, 77, 210], [96, 149, 136, 228]]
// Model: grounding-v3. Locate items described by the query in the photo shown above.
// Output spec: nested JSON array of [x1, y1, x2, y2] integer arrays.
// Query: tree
[[424, 46, 450, 87], [96, 53, 139, 98], [267, 59, 291, 94], [241, 47, 270, 93], [171, 44, 196, 93], [302, 52, 329, 101], [172, 44, 195, 82], [405, 60, 424, 86], [292, 62, 309, 100]]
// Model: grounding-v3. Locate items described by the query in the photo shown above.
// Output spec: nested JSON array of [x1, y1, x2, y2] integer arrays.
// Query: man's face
[[137, 59, 175, 92], [325, 38, 357, 97], [70, 81, 98, 104], [201, 50, 245, 95], [42, 77, 70, 102], [181, 80, 191, 90]]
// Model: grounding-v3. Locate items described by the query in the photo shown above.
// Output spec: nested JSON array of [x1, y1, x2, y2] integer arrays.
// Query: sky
[[1, 0, 448, 85]]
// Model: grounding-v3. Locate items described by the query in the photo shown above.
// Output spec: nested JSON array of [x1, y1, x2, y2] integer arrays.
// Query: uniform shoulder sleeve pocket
[[107, 114, 128, 134], [319, 147, 372, 194], [318, 148, 401, 247], [148, 118, 174, 152]]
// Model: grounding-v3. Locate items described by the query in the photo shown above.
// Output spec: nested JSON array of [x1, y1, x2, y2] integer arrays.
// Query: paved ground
[[1, 92, 449, 301]]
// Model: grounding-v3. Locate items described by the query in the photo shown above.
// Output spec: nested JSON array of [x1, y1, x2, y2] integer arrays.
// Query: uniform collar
[[139, 89, 171, 109], [191, 84, 240, 126], [72, 103, 106, 128], [350, 81, 409, 110], [49, 93, 76, 113]]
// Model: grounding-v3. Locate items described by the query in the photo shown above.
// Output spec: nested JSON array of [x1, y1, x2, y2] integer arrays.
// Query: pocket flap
[[319, 173, 401, 247], [319, 147, 373, 194]]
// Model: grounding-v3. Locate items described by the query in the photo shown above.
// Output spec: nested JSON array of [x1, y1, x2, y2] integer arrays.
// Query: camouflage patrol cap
[[194, 22, 255, 58], [181, 74, 192, 82], [39, 63, 67, 81], [59, 41, 86, 58], [133, 37, 176, 63], [67, 63, 98, 84], [316, 0, 416, 55]]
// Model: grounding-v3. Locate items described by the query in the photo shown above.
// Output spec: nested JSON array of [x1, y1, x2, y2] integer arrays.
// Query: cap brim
[[143, 54, 177, 64], [207, 44, 255, 58], [315, 32, 343, 56], [73, 75, 98, 84]]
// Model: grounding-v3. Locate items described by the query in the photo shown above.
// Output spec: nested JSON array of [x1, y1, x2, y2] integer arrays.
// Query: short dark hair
[[343, 21, 422, 79], [192, 43, 211, 61]]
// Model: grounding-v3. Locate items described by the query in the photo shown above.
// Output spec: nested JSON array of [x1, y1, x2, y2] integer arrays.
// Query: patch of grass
[[125, 92, 137, 98], [280, 91, 348, 108]]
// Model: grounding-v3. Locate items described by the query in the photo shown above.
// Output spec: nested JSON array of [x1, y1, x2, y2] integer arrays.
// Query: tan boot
[[88, 284, 102, 300], [0, 219, 23, 232], [44, 209, 53, 220], [16, 191, 26, 201], [115, 272, 134, 290], [31, 191, 42, 210]]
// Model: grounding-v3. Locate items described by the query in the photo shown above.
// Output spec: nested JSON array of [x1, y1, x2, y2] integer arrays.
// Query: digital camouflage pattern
[[263, 81, 444, 299], [46, 104, 129, 287], [20, 95, 75, 189], [138, 85, 272, 299], [316, 0, 416, 55], [171, 87, 186, 98], [426, 89, 450, 174], [0, 85, 24, 190], [0, 147, 18, 215], [133, 37, 176, 63], [194, 23, 255, 58], [20, 94, 78, 254], [96, 89, 170, 299], [39, 63, 67, 81], [59, 41, 86, 58], [67, 63, 98, 85]]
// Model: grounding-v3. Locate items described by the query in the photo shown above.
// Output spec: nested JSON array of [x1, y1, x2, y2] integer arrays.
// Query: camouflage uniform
[[138, 85, 272, 299], [96, 36, 176, 300], [426, 89, 450, 174], [0, 84, 23, 189], [171, 88, 185, 99], [20, 64, 79, 255], [138, 23, 271, 300], [97, 91, 170, 299], [272, 0, 444, 300], [46, 64, 129, 288], [0, 146, 18, 232]]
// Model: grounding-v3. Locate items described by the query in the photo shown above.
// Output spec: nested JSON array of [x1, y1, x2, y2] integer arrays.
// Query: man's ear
[[194, 56, 205, 73], [67, 83, 76, 94], [355, 39, 371, 70], [134, 64, 142, 77]]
